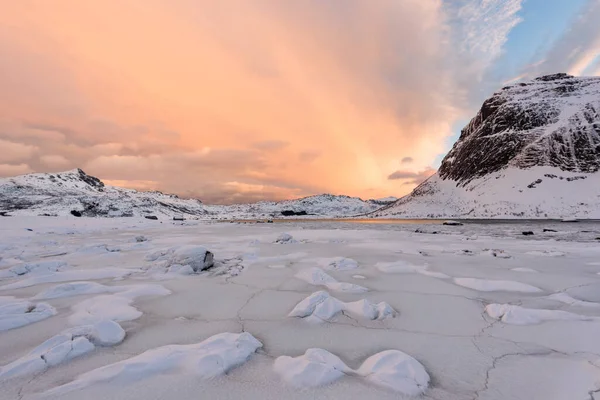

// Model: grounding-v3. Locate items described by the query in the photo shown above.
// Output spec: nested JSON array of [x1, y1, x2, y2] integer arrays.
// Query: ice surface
[[288, 291, 395, 323], [0, 217, 599, 400], [0, 260, 67, 280], [485, 304, 595, 325], [454, 278, 543, 293], [0, 300, 56, 331], [275, 348, 429, 395], [275, 233, 298, 244], [44, 332, 262, 396], [0, 321, 125, 380], [295, 268, 368, 293]]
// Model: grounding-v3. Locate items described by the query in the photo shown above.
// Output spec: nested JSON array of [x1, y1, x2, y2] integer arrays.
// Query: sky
[[1, 0, 599, 204]]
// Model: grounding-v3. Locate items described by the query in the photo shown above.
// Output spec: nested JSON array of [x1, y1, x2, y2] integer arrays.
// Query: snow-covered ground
[[1, 216, 600, 399]]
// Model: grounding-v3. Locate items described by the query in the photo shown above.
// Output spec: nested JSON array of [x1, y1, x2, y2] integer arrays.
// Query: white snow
[[274, 233, 298, 244], [274, 348, 429, 395], [0, 320, 125, 380], [288, 291, 395, 323], [44, 332, 262, 396], [0, 300, 56, 331], [295, 267, 368, 293], [0, 260, 67, 280], [453, 278, 543, 293], [485, 304, 595, 325]]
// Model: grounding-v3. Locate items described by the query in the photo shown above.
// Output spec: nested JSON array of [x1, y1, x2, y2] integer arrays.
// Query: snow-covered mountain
[[375, 73, 600, 219], [0, 169, 208, 218], [0, 169, 385, 218]]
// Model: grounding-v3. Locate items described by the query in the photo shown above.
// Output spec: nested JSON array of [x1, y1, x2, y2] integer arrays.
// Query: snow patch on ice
[[295, 268, 368, 293], [274, 348, 429, 395], [316, 257, 359, 271], [0, 268, 134, 291], [511, 267, 539, 273], [0, 320, 125, 380], [546, 292, 600, 308], [526, 250, 566, 257], [485, 304, 595, 325], [288, 291, 395, 323], [376, 261, 450, 279], [454, 278, 542, 293], [44, 332, 262, 396], [0, 300, 57, 331], [69, 284, 170, 325]]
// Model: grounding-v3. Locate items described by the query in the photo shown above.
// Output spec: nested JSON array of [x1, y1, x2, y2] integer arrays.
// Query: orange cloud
[[0, 1, 467, 203]]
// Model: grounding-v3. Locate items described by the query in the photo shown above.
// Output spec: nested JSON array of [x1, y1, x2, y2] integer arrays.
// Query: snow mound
[[317, 257, 359, 271], [274, 348, 429, 395], [274, 348, 349, 387], [485, 304, 594, 325], [146, 245, 214, 272], [0, 260, 67, 280], [288, 291, 395, 323], [376, 261, 450, 279], [33, 281, 115, 300], [454, 278, 542, 293], [0, 320, 125, 380], [44, 332, 262, 396], [0, 267, 134, 291], [69, 284, 171, 325], [0, 300, 56, 331], [357, 350, 431, 396], [295, 268, 368, 293], [275, 233, 298, 244]]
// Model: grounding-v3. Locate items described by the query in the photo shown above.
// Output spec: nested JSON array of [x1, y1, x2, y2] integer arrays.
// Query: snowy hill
[[0, 169, 384, 218], [0, 169, 208, 218], [375, 73, 600, 219], [218, 194, 386, 219]]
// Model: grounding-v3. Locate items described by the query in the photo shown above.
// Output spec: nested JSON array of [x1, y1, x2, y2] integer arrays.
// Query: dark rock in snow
[[543, 228, 558, 232], [522, 231, 534, 236], [145, 215, 158, 220], [443, 220, 463, 226], [70, 210, 82, 217], [281, 210, 308, 216]]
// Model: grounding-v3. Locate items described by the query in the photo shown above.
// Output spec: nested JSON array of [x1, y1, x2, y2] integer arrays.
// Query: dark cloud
[[401, 156, 413, 163], [298, 150, 321, 163], [387, 168, 435, 185], [252, 140, 290, 150]]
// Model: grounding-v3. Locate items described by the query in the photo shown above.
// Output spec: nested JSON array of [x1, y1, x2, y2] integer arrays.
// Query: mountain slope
[[0, 169, 385, 218], [376, 73, 600, 219]]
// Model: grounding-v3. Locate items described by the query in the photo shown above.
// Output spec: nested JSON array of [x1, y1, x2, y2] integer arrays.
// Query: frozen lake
[[1, 216, 600, 399]]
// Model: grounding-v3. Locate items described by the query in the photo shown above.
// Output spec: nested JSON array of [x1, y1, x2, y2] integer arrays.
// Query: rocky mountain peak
[[438, 74, 600, 184]]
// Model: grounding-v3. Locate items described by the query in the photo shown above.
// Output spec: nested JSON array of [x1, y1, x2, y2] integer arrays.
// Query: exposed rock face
[[439, 74, 600, 184], [376, 74, 600, 219]]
